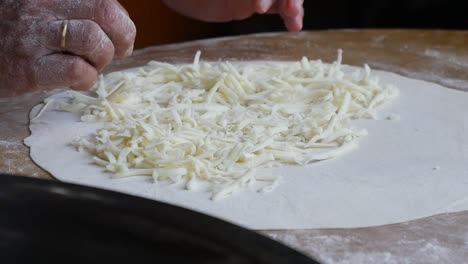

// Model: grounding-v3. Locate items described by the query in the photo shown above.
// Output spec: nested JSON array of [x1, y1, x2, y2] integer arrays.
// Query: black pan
[[0, 175, 320, 264]]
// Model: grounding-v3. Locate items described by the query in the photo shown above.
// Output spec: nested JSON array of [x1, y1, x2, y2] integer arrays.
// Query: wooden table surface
[[1, 30, 467, 263]]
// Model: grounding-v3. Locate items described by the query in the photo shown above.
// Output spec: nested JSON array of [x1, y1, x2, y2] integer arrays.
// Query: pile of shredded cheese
[[60, 51, 399, 200]]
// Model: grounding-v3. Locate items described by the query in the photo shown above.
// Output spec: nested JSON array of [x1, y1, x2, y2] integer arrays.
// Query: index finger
[[48, 0, 136, 57], [267, 0, 304, 31]]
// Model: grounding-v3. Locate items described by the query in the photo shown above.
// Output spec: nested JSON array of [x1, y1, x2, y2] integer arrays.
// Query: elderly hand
[[0, 0, 136, 97], [163, 0, 304, 31]]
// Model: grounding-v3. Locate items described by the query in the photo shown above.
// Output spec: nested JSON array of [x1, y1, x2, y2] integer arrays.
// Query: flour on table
[[25, 52, 468, 230]]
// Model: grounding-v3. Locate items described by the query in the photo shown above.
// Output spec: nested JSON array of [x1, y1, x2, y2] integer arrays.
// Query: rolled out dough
[[25, 64, 468, 230]]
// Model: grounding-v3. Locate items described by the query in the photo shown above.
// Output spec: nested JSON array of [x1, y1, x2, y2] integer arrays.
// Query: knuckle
[[81, 22, 102, 51], [96, 0, 121, 26], [95, 0, 135, 48], [76, 21, 115, 70]]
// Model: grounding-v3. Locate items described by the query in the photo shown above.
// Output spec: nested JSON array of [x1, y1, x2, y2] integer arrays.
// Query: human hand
[[163, 0, 304, 32], [261, 0, 304, 31], [0, 0, 136, 97]]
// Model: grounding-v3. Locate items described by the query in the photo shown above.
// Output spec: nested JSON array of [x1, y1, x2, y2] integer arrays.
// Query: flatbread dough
[[25, 64, 468, 230]]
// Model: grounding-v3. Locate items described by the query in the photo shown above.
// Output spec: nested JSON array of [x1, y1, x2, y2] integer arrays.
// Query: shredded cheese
[[61, 50, 399, 200]]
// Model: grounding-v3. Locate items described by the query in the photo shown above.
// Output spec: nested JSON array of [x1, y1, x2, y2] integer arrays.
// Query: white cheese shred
[[60, 51, 399, 200]]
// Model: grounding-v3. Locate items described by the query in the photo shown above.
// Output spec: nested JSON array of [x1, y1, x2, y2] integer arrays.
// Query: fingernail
[[295, 16, 303, 31], [258, 0, 272, 13]]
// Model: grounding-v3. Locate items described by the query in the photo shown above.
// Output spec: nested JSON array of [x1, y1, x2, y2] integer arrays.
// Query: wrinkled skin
[[0, 0, 136, 97], [0, 0, 304, 97], [163, 0, 304, 31]]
